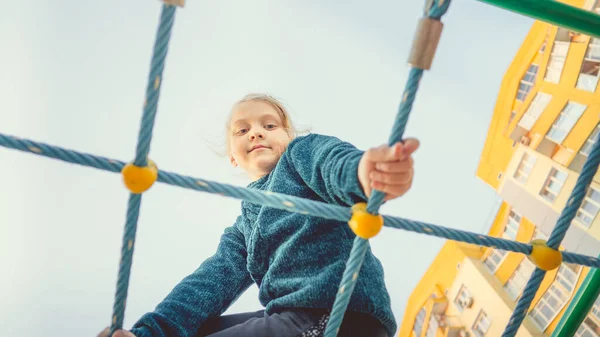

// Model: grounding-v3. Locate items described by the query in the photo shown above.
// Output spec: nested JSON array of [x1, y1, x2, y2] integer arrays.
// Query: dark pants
[[195, 309, 388, 337]]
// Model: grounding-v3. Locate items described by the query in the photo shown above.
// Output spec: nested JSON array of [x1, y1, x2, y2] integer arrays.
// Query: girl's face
[[228, 100, 292, 180]]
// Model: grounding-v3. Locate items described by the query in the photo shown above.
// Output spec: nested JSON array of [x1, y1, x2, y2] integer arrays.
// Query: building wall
[[447, 256, 543, 337], [476, 0, 598, 190], [401, 0, 600, 335], [480, 202, 559, 317], [398, 241, 484, 337], [476, 20, 548, 190], [499, 145, 600, 254]]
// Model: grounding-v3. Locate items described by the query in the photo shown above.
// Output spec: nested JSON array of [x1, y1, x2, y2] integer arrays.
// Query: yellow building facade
[[399, 0, 600, 336]]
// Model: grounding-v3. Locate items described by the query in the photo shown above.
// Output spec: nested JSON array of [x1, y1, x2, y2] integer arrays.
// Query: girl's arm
[[284, 134, 368, 206], [129, 220, 253, 337]]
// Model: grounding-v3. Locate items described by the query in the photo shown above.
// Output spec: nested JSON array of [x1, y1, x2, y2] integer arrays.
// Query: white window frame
[[584, 0, 600, 11], [575, 320, 600, 337], [534, 228, 549, 241], [518, 92, 552, 130], [591, 294, 600, 321], [581, 124, 600, 157], [577, 38, 600, 92], [545, 41, 570, 83], [575, 295, 600, 337], [472, 310, 492, 337], [514, 152, 537, 184], [484, 249, 508, 273], [504, 210, 521, 240], [575, 186, 600, 228], [517, 64, 539, 101], [504, 258, 536, 300], [426, 313, 440, 337], [540, 167, 568, 203], [454, 285, 473, 311], [546, 101, 587, 144], [413, 307, 427, 336], [530, 264, 582, 331], [509, 110, 517, 125]]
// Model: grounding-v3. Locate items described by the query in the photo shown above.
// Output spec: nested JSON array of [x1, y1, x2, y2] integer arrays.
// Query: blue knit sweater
[[129, 133, 396, 337]]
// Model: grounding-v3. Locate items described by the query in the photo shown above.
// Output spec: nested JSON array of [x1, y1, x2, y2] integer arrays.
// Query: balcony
[[432, 313, 469, 337], [432, 297, 449, 315]]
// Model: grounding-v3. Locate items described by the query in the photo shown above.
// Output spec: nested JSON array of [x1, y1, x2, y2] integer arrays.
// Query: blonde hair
[[227, 93, 298, 138]]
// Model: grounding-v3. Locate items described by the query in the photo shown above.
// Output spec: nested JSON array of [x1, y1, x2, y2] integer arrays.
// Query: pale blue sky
[[0, 1, 534, 336]]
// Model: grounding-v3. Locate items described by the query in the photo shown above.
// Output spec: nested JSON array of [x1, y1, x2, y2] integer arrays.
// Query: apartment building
[[399, 0, 600, 336]]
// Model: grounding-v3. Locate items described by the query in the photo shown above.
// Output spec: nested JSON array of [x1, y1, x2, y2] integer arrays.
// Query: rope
[[501, 134, 600, 337], [501, 268, 546, 337], [2, 131, 600, 271], [111, 194, 142, 334], [111, 4, 178, 335], [133, 4, 177, 167], [323, 1, 451, 335], [1, 0, 599, 335]]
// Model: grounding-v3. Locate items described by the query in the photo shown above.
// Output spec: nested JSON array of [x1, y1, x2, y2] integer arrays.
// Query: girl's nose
[[249, 132, 264, 140]]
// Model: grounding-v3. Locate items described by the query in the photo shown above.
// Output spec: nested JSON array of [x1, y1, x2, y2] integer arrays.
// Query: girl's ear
[[229, 154, 238, 167]]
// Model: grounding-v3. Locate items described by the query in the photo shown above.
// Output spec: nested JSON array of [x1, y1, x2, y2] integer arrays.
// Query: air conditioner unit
[[437, 315, 447, 328], [460, 297, 474, 308], [520, 135, 531, 146]]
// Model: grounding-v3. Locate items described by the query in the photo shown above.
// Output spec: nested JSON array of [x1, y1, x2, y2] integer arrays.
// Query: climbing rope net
[[2, 1, 600, 336]]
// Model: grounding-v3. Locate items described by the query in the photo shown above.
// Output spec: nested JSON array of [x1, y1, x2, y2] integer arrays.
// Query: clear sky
[[0, 0, 535, 336]]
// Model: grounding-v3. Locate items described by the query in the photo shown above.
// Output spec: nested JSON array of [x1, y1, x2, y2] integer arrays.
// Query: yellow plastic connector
[[121, 159, 158, 194], [527, 239, 563, 271], [348, 203, 384, 239]]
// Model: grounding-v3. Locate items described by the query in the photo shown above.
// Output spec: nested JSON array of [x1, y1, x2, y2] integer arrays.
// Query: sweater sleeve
[[129, 221, 253, 337], [284, 133, 368, 206]]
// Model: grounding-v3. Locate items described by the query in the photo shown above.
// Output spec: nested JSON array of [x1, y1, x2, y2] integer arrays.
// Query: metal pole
[[551, 267, 600, 337], [477, 0, 600, 39]]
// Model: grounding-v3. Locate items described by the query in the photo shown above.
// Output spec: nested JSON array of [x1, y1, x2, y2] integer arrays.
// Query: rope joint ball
[[121, 159, 158, 194], [348, 203, 384, 239], [527, 239, 563, 271]]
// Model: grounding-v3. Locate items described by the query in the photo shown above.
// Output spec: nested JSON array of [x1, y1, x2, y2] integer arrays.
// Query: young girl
[[100, 93, 419, 337]]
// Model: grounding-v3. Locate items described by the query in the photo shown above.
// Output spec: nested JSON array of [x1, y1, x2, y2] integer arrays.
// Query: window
[[454, 285, 473, 311], [518, 92, 552, 130], [414, 308, 426, 336], [504, 210, 521, 240], [577, 38, 600, 92], [585, 0, 600, 11], [545, 41, 570, 83], [530, 263, 582, 331], [575, 186, 600, 228], [547, 102, 586, 143], [509, 110, 517, 125], [540, 167, 568, 203], [426, 313, 440, 337], [504, 258, 536, 300], [575, 317, 600, 337], [472, 310, 491, 337], [534, 227, 549, 241], [591, 294, 600, 321], [517, 64, 539, 101], [574, 295, 600, 337], [484, 249, 508, 273], [581, 124, 600, 157], [514, 152, 537, 184]]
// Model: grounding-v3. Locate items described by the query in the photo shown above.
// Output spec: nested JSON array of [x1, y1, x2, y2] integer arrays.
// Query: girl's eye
[[236, 128, 248, 135], [265, 124, 276, 129]]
